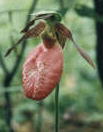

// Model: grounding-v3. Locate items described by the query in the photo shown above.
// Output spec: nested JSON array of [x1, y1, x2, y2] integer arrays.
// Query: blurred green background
[[0, 0, 103, 132]]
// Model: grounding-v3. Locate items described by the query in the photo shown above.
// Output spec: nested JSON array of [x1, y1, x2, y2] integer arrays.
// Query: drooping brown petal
[[55, 22, 95, 69], [5, 37, 24, 57], [72, 39, 95, 69], [21, 19, 35, 33], [5, 21, 46, 57]]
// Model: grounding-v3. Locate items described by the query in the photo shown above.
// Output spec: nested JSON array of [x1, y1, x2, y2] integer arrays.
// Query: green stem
[[55, 83, 60, 132], [36, 101, 43, 132]]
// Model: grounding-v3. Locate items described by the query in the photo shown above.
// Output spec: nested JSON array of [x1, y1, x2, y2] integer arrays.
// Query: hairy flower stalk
[[5, 11, 95, 132]]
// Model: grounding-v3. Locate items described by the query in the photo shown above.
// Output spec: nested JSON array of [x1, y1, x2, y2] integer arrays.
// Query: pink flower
[[22, 43, 63, 100]]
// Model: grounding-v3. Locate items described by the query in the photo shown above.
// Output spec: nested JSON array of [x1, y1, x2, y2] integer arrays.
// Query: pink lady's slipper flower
[[5, 11, 95, 100]]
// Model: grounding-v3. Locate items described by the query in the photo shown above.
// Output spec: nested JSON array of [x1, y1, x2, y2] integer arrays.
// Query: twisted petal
[[5, 21, 46, 57], [55, 22, 95, 69]]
